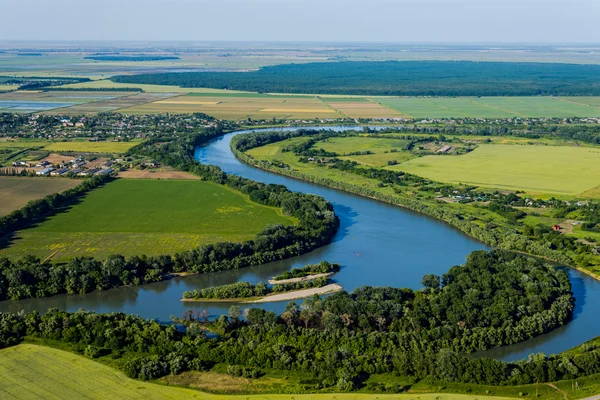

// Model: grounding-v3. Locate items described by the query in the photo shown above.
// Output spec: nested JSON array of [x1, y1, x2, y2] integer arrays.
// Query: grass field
[[0, 177, 80, 216], [0, 344, 525, 400], [379, 96, 600, 119], [42, 140, 140, 153], [387, 144, 600, 197], [0, 179, 295, 260]]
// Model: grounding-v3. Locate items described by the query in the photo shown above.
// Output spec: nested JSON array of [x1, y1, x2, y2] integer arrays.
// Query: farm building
[[36, 167, 54, 176]]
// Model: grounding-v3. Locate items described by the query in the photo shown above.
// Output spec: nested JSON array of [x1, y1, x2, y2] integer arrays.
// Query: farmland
[[388, 144, 600, 197], [0, 177, 80, 216], [0, 90, 135, 113], [0, 179, 295, 260], [119, 93, 341, 120], [0, 344, 542, 400]]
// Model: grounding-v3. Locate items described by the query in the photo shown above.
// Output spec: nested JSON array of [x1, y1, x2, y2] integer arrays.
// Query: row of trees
[[272, 261, 340, 281], [0, 174, 112, 236]]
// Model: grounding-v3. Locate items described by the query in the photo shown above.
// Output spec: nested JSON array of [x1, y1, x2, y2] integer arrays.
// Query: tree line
[[111, 61, 600, 96]]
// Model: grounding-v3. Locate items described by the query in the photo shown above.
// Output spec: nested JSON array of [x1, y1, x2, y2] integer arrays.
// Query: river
[[1, 126, 599, 362]]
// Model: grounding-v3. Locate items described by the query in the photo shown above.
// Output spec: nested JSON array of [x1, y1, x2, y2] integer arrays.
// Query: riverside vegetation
[[0, 250, 585, 394], [182, 262, 340, 301], [233, 127, 600, 277]]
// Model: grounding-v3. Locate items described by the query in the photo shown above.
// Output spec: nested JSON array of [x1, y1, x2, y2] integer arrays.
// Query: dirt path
[[247, 284, 343, 303], [268, 272, 333, 285], [545, 383, 568, 400]]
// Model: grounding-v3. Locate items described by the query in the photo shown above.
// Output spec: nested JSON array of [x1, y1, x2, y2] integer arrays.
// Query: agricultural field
[[0, 344, 540, 400], [321, 97, 407, 118], [0, 90, 134, 113], [42, 92, 178, 114], [388, 144, 600, 197], [0, 177, 80, 216], [0, 179, 295, 261], [119, 93, 340, 120], [379, 96, 600, 119]]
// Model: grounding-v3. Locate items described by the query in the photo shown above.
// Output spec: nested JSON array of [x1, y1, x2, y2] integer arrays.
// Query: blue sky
[[1, 0, 598, 43]]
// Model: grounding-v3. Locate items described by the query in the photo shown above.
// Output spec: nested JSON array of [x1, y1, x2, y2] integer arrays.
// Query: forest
[[111, 61, 600, 96], [0, 250, 584, 389]]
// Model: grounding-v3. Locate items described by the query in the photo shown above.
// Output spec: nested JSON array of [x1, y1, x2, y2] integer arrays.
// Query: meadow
[[0, 344, 548, 400], [0, 179, 295, 260], [388, 144, 600, 197], [0, 177, 80, 216]]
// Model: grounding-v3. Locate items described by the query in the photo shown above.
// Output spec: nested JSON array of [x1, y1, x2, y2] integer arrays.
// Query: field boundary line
[[367, 97, 414, 119]]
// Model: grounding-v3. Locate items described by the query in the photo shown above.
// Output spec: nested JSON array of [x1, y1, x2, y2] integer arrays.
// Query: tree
[[422, 274, 441, 290]]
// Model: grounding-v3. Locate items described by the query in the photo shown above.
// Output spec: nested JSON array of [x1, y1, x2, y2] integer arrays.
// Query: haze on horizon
[[1, 0, 599, 44]]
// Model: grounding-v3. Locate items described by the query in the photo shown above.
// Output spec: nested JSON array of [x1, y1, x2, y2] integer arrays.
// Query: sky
[[1, 0, 599, 43]]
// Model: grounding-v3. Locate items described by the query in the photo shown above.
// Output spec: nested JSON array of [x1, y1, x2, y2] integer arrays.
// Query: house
[[552, 225, 562, 231], [12, 161, 28, 166], [35, 160, 51, 167], [36, 167, 54, 176]]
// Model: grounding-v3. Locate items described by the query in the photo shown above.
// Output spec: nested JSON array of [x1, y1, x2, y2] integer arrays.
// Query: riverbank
[[181, 283, 343, 303]]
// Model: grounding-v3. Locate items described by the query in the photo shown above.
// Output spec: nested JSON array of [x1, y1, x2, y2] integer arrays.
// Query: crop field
[[0, 344, 520, 400], [120, 93, 340, 119], [0, 179, 295, 260], [0, 177, 80, 216], [322, 97, 407, 118], [316, 136, 410, 154], [0, 90, 133, 113], [388, 144, 600, 197], [379, 96, 600, 119], [43, 92, 178, 114]]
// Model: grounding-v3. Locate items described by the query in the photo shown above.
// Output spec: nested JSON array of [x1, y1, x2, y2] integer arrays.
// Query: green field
[[378, 97, 600, 119], [0, 344, 524, 400], [0, 179, 295, 260], [0, 177, 80, 216], [388, 144, 600, 197]]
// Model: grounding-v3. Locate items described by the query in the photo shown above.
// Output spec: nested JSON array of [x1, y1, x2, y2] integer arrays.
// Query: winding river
[[1, 127, 599, 362]]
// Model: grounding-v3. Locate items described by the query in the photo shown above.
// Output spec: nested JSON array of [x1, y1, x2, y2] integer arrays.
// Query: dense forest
[[0, 250, 583, 389], [111, 61, 600, 96], [0, 128, 339, 301]]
